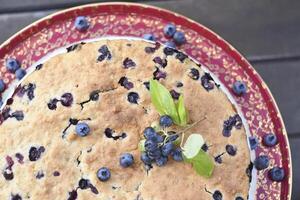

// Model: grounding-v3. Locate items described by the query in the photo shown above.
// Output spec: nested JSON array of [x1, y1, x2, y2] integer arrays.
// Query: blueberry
[[89, 183, 99, 194], [144, 140, 158, 152], [171, 148, 183, 161], [38, 146, 45, 153], [6, 58, 20, 73], [232, 81, 247, 95], [118, 77, 134, 90], [153, 57, 167, 68], [156, 156, 168, 166], [143, 34, 156, 41], [214, 155, 223, 164], [15, 153, 24, 164], [167, 133, 179, 143], [175, 52, 188, 63], [29, 146, 42, 161], [97, 45, 112, 61], [143, 81, 150, 90], [15, 68, 26, 80], [164, 41, 176, 48], [143, 127, 157, 140], [154, 134, 164, 143], [89, 90, 100, 101], [74, 16, 89, 31], [173, 31, 186, 45], [0, 79, 5, 93], [47, 98, 59, 110], [163, 47, 176, 56], [201, 73, 215, 91], [235, 197, 244, 200], [123, 58, 136, 69], [254, 155, 269, 170], [6, 155, 14, 169], [148, 149, 162, 160], [68, 190, 78, 200], [162, 142, 174, 156], [263, 133, 278, 147], [61, 93, 73, 107], [159, 115, 173, 127], [163, 23, 176, 37], [170, 90, 180, 100], [11, 194, 22, 200], [141, 153, 152, 165], [212, 190, 223, 200], [153, 67, 167, 80], [176, 81, 183, 87], [35, 64, 43, 70], [36, 171, 44, 179], [248, 136, 259, 150], [119, 153, 134, 168], [53, 171, 60, 176], [11, 111, 24, 121], [78, 178, 89, 189], [268, 167, 285, 182], [234, 114, 242, 129], [97, 167, 111, 181], [246, 162, 253, 182], [201, 143, 209, 152], [75, 122, 90, 137], [3, 169, 14, 180], [188, 68, 199, 80], [225, 144, 237, 156], [127, 92, 139, 104], [145, 46, 156, 54]]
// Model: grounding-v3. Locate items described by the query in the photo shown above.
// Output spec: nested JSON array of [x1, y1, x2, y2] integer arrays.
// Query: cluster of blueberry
[[17, 83, 36, 100], [222, 114, 242, 137], [47, 92, 74, 110], [143, 23, 186, 48], [0, 107, 24, 123], [140, 115, 183, 167]]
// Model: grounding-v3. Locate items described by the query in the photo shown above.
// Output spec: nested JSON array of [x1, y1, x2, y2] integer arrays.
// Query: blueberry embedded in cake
[[0, 39, 253, 199]]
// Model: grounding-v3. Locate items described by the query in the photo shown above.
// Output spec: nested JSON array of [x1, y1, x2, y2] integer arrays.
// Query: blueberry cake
[[0, 39, 251, 199]]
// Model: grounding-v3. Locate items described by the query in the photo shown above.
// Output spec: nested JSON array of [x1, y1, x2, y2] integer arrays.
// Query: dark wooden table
[[0, 0, 299, 198]]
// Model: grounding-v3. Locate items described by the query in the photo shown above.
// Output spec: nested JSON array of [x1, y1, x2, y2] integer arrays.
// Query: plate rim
[[0, 2, 292, 199]]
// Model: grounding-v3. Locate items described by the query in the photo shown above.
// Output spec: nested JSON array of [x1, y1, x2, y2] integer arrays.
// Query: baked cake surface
[[0, 39, 250, 200]]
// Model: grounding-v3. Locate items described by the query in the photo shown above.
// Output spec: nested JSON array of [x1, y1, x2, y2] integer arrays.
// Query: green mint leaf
[[187, 149, 214, 177], [138, 139, 146, 152], [183, 134, 214, 178], [182, 134, 204, 158], [150, 80, 180, 124], [177, 95, 188, 126]]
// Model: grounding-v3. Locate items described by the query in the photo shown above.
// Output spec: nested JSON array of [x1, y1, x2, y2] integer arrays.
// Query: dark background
[[0, 0, 299, 199]]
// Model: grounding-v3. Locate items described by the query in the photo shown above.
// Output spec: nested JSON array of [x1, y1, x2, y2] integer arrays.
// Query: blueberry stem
[[178, 116, 207, 135], [180, 132, 186, 147]]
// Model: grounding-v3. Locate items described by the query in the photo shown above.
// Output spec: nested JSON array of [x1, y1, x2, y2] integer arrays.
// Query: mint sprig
[[148, 79, 214, 178]]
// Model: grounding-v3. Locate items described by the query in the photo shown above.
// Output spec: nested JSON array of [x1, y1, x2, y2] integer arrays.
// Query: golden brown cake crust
[[0, 39, 250, 200]]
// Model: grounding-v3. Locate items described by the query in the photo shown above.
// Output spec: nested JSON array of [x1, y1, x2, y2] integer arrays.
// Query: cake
[[0, 39, 251, 200]]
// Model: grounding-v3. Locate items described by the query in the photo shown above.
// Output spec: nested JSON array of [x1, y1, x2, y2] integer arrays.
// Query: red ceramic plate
[[0, 2, 292, 199]]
